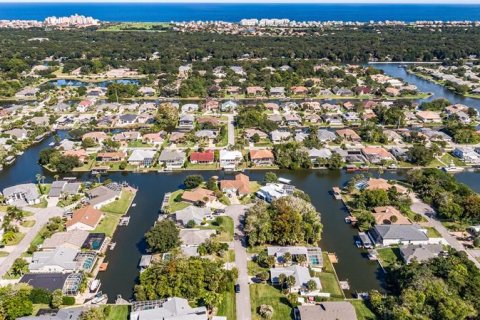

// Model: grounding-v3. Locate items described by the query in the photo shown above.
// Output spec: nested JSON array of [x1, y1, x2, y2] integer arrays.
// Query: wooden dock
[[160, 192, 171, 213]]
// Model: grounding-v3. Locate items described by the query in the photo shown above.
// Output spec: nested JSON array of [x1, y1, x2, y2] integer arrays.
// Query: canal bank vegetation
[[369, 250, 480, 320], [407, 169, 480, 227]]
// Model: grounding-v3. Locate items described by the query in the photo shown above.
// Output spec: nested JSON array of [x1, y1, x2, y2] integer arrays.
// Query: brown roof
[[372, 206, 411, 225], [181, 188, 216, 203], [66, 205, 103, 229], [97, 152, 126, 159], [336, 129, 361, 141], [366, 178, 408, 194], [220, 173, 250, 195], [250, 149, 274, 160]]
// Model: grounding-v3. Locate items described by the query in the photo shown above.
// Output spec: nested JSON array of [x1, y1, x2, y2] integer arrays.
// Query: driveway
[[410, 195, 480, 268], [226, 204, 252, 320], [226, 114, 235, 146], [0, 206, 64, 277]]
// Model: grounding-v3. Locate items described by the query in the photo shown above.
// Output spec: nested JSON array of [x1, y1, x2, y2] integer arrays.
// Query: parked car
[[234, 284, 240, 293]]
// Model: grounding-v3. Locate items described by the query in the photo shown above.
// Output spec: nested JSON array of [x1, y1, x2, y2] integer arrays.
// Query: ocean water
[[1, 3, 480, 22]]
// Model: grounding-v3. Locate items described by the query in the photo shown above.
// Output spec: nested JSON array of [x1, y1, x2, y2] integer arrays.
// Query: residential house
[[29, 247, 78, 273], [370, 224, 429, 246], [270, 265, 321, 293], [362, 147, 395, 164], [158, 149, 186, 169], [399, 244, 443, 264], [113, 131, 142, 142], [190, 150, 215, 164], [178, 114, 195, 131], [174, 206, 211, 226], [5, 128, 28, 140], [270, 87, 285, 97], [219, 150, 243, 170], [267, 246, 323, 270], [63, 149, 87, 163], [128, 150, 157, 167], [96, 152, 126, 162], [364, 178, 408, 194], [316, 129, 336, 142], [390, 146, 409, 161], [291, 86, 308, 95], [321, 113, 343, 126], [204, 99, 219, 111], [244, 128, 268, 141], [181, 103, 199, 113], [270, 130, 291, 144], [297, 302, 358, 320], [130, 297, 208, 320], [181, 187, 216, 205], [139, 86, 156, 96], [169, 131, 186, 144], [267, 114, 283, 124], [250, 149, 275, 166], [42, 230, 89, 251], [86, 184, 121, 209], [256, 183, 294, 203], [416, 111, 442, 123], [66, 206, 103, 231], [246, 86, 265, 96], [143, 132, 165, 146], [336, 129, 361, 142], [343, 112, 360, 123], [284, 114, 302, 126], [195, 130, 218, 141], [453, 147, 480, 164], [307, 148, 332, 165], [82, 131, 108, 144], [220, 173, 250, 196], [220, 100, 238, 112], [2, 183, 40, 205], [117, 114, 138, 126], [15, 87, 39, 99], [76, 100, 94, 112], [179, 229, 216, 257]]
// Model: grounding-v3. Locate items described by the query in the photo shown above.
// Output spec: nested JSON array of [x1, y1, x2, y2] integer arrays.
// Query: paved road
[[0, 206, 64, 277], [226, 204, 251, 320], [410, 195, 480, 268]]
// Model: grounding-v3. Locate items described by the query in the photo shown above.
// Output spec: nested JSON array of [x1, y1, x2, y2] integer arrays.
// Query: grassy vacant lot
[[318, 252, 344, 298], [440, 153, 465, 167], [350, 300, 377, 320], [217, 285, 236, 320], [95, 189, 136, 237], [247, 260, 268, 277], [4, 232, 25, 246], [101, 190, 136, 215], [250, 284, 293, 320], [203, 216, 234, 242], [104, 305, 129, 320], [377, 247, 403, 270]]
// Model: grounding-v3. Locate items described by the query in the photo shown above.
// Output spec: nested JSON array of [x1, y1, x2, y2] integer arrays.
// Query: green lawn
[[186, 163, 219, 170], [101, 190, 136, 215], [318, 272, 343, 298], [94, 213, 121, 237], [377, 247, 403, 270], [250, 284, 293, 320], [440, 153, 465, 167], [247, 260, 268, 277], [350, 300, 377, 320], [128, 140, 153, 148], [31, 198, 48, 208], [104, 305, 129, 320], [425, 226, 442, 238], [166, 190, 191, 213], [206, 216, 234, 242], [21, 220, 36, 228], [217, 285, 236, 320], [4, 232, 25, 246]]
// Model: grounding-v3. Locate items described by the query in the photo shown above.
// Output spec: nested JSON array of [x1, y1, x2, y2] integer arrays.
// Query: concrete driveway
[[0, 206, 64, 277], [226, 204, 252, 320]]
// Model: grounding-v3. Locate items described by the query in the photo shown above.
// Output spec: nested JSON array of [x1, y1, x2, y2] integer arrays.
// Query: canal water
[[1, 66, 480, 300]]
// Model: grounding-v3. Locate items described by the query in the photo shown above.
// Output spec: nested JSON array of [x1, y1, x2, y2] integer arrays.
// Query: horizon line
[[3, 0, 480, 4]]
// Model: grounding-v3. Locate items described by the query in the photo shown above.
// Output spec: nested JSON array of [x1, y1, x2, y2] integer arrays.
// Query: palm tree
[[54, 174, 59, 181], [35, 174, 42, 194]]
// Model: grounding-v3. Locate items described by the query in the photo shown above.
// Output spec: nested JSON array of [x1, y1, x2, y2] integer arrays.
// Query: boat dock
[[119, 217, 130, 226], [160, 192, 171, 213]]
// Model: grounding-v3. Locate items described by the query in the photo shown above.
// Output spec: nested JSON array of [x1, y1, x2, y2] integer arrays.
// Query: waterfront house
[[96, 152, 126, 162], [369, 224, 429, 246], [220, 100, 238, 112], [86, 184, 121, 209], [3, 183, 40, 206], [291, 86, 308, 95], [178, 114, 195, 131], [297, 302, 358, 320], [219, 150, 243, 170], [220, 173, 250, 196], [181, 103, 199, 113], [249, 149, 275, 166], [189, 150, 215, 164], [128, 150, 157, 167], [204, 99, 219, 111], [113, 131, 142, 142], [19, 274, 84, 298], [270, 130, 291, 144], [453, 147, 480, 164], [66, 206, 103, 231], [284, 113, 302, 127], [42, 230, 89, 251], [129, 297, 208, 320], [82, 131, 108, 144], [63, 149, 87, 163], [270, 87, 285, 97], [181, 188, 216, 205], [4, 128, 28, 140], [364, 178, 408, 194], [267, 114, 283, 124], [256, 183, 294, 203], [267, 246, 323, 270], [307, 148, 332, 165], [179, 229, 216, 256], [246, 86, 265, 96], [117, 114, 138, 126], [15, 87, 39, 99], [362, 147, 395, 164], [139, 86, 156, 96], [142, 132, 165, 146], [76, 99, 94, 112], [174, 206, 211, 226], [270, 265, 321, 293], [399, 244, 443, 264], [29, 247, 78, 273], [244, 128, 268, 141], [30, 116, 49, 126], [48, 180, 81, 199], [416, 111, 442, 123], [372, 206, 411, 225], [159, 149, 186, 169], [390, 147, 409, 161]]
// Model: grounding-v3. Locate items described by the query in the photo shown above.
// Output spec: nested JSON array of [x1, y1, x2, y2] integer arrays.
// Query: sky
[[2, 0, 480, 3]]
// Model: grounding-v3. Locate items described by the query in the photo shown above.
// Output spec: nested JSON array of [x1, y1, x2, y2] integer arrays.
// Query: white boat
[[442, 161, 464, 173], [48, 142, 55, 147], [132, 203, 137, 207], [89, 279, 101, 292], [109, 242, 116, 250], [91, 292, 108, 304], [278, 177, 291, 184]]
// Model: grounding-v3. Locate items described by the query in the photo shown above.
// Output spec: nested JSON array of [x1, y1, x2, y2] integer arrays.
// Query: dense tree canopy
[[145, 220, 180, 253]]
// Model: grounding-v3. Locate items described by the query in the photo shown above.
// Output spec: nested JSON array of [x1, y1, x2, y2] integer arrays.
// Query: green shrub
[[62, 296, 75, 305], [29, 288, 52, 304]]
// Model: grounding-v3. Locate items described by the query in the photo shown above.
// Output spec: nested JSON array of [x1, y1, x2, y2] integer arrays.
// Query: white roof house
[[130, 297, 208, 320], [219, 150, 243, 170], [128, 150, 157, 167], [270, 265, 321, 293], [29, 247, 79, 273], [3, 183, 40, 206]]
